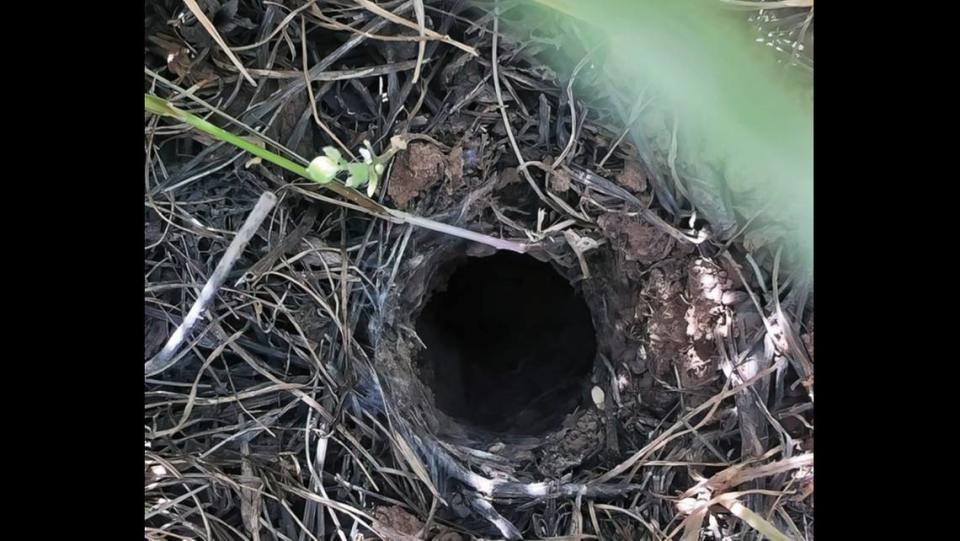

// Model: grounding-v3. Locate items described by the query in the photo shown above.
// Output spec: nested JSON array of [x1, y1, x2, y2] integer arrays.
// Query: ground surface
[[145, 1, 814, 540]]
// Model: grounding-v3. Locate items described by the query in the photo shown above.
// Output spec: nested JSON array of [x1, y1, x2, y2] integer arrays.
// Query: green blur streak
[[533, 0, 812, 276]]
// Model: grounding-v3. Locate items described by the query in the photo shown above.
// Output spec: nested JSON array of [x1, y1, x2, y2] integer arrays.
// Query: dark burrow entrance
[[415, 252, 597, 436]]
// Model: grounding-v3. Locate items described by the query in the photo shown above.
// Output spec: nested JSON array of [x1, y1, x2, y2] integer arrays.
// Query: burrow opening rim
[[370, 235, 636, 450], [414, 250, 597, 436]]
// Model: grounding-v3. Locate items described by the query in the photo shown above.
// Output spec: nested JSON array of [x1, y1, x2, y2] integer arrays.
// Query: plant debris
[[145, 1, 814, 540]]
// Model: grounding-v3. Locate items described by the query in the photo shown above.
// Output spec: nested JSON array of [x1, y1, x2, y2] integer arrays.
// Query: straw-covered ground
[[145, 1, 814, 539]]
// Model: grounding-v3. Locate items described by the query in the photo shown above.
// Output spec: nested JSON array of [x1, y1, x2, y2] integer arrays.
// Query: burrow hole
[[415, 252, 597, 435]]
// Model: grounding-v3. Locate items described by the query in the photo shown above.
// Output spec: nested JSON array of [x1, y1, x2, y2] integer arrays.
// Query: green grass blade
[[145, 94, 308, 178]]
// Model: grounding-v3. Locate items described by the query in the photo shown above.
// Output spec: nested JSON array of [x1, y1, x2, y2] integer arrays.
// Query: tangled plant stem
[[145, 94, 528, 253]]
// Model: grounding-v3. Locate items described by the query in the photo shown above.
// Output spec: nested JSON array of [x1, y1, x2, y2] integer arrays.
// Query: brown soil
[[373, 505, 424, 540], [388, 142, 449, 208]]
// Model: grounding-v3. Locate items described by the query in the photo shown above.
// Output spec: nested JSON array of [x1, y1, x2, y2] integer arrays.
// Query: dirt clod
[[640, 257, 741, 387], [684, 258, 735, 361], [617, 159, 647, 192], [374, 506, 424, 540], [598, 213, 674, 265], [537, 410, 603, 477], [643, 265, 690, 377], [388, 143, 447, 208], [550, 169, 572, 192]]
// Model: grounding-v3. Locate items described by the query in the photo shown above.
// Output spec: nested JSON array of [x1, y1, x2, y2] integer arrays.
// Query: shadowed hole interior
[[415, 252, 597, 435]]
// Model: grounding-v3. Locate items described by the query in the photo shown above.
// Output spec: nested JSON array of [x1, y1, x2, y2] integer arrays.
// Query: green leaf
[[306, 156, 340, 183], [145, 94, 176, 117], [322, 146, 342, 163], [346, 163, 369, 188]]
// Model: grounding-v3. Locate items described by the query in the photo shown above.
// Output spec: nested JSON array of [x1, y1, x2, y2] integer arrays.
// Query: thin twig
[[144, 191, 277, 376]]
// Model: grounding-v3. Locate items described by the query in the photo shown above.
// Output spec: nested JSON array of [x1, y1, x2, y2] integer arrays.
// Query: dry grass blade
[[685, 453, 813, 497], [391, 430, 443, 500], [144, 191, 277, 376], [587, 503, 602, 541], [354, 0, 478, 56], [182, 0, 257, 86], [674, 490, 791, 541], [148, 328, 242, 438], [145, 2, 812, 539], [469, 497, 522, 540], [568, 490, 584, 537], [593, 504, 661, 538], [280, 482, 376, 524], [230, 0, 318, 52], [300, 15, 356, 160], [412, 0, 426, 82], [247, 59, 426, 81], [593, 364, 779, 484], [145, 483, 211, 520], [240, 441, 263, 541], [491, 10, 552, 208], [718, 497, 793, 541], [680, 506, 709, 541]]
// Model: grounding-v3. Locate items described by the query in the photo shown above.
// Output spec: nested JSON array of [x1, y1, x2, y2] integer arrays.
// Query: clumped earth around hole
[[145, 2, 814, 540], [414, 252, 596, 436], [387, 142, 451, 208]]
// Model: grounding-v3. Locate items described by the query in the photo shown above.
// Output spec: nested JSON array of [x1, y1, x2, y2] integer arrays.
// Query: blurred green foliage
[[529, 0, 813, 277]]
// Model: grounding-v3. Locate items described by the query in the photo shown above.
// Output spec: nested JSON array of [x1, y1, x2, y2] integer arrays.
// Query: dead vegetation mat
[[145, 1, 814, 539]]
